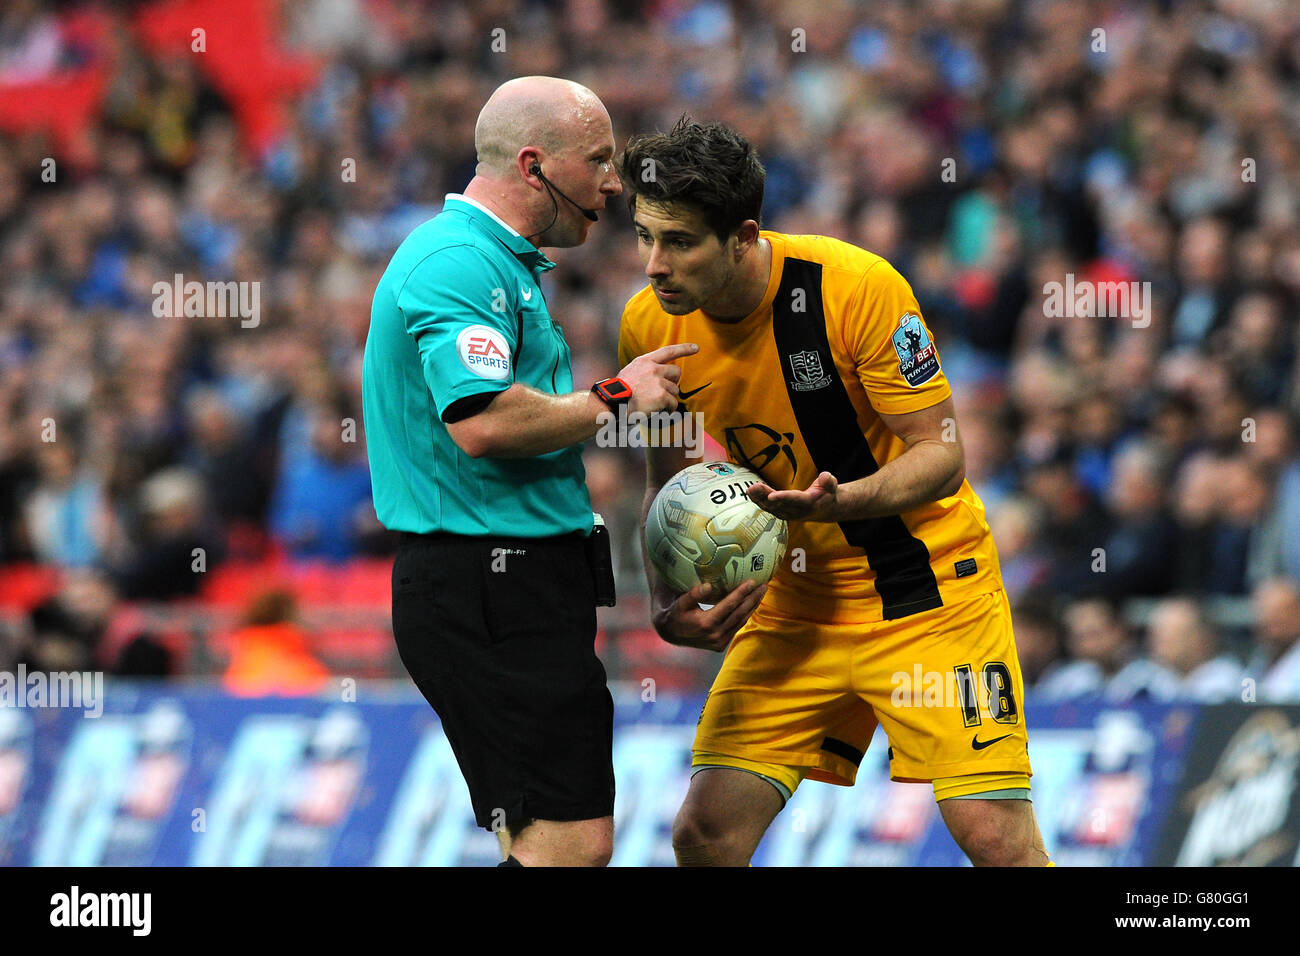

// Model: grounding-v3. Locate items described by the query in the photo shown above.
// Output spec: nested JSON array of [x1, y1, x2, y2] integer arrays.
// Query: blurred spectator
[[1089, 441, 1177, 598], [1211, 456, 1274, 594], [111, 466, 221, 600], [987, 496, 1051, 601], [17, 567, 116, 673], [0, 1, 64, 84], [958, 408, 1017, 512], [1250, 411, 1300, 582], [1171, 449, 1268, 596], [268, 405, 373, 561], [1145, 596, 1242, 702], [182, 386, 274, 527], [1071, 391, 1127, 499], [1147, 393, 1202, 470], [20, 437, 108, 567], [1019, 446, 1108, 595], [1012, 597, 1064, 691], [1168, 218, 1234, 352], [1218, 293, 1292, 406], [223, 588, 329, 696], [1171, 452, 1224, 593], [1036, 597, 1169, 702], [1246, 577, 1300, 702]]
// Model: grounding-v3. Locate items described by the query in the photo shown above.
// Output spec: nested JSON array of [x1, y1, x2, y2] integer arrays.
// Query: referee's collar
[[444, 194, 555, 273]]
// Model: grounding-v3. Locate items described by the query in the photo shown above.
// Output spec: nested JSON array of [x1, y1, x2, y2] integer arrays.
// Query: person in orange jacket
[[223, 587, 329, 696]]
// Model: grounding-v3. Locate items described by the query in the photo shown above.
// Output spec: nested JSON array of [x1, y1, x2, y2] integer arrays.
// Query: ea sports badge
[[891, 313, 940, 387], [456, 325, 511, 380]]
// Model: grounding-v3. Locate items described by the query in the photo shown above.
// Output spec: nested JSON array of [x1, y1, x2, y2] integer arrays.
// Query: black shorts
[[391, 531, 615, 830]]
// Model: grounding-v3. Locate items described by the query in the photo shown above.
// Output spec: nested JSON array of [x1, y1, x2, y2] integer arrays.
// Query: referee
[[362, 76, 695, 866]]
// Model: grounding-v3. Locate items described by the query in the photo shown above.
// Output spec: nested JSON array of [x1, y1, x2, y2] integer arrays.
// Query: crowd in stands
[[0, 0, 1297, 700]]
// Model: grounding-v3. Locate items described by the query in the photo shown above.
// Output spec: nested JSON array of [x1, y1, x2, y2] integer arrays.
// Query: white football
[[646, 461, 788, 593]]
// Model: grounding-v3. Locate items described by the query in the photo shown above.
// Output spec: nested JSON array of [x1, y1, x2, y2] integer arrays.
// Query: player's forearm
[[639, 484, 670, 602], [639, 447, 693, 612], [834, 440, 964, 520], [451, 384, 609, 458], [639, 483, 689, 633]]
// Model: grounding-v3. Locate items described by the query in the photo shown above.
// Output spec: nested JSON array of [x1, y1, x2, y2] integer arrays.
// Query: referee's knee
[[512, 820, 613, 866], [587, 832, 614, 868], [557, 820, 613, 867]]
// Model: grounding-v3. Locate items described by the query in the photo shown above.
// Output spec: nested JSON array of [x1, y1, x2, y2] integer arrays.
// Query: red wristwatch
[[592, 377, 633, 407]]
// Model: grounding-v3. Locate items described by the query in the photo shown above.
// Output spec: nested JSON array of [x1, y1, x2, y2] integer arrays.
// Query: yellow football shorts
[[692, 587, 1033, 798]]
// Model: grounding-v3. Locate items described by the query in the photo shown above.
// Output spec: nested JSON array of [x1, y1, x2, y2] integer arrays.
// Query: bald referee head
[[465, 76, 621, 248]]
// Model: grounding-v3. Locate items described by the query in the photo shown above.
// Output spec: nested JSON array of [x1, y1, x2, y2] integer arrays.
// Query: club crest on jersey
[[788, 350, 832, 391], [892, 313, 940, 387], [456, 325, 511, 380]]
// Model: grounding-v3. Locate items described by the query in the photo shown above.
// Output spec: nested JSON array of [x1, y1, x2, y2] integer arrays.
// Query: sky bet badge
[[892, 312, 940, 387]]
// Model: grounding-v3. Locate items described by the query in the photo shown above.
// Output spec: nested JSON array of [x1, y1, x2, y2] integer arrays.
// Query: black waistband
[[399, 530, 586, 548]]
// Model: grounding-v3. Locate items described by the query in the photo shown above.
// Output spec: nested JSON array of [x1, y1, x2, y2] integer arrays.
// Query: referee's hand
[[620, 343, 698, 415], [652, 578, 767, 653]]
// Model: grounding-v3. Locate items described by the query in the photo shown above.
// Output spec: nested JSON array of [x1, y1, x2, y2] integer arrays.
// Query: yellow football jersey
[[619, 231, 1003, 624]]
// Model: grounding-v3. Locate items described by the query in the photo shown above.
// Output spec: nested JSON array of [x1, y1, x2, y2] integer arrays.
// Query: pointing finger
[[644, 343, 699, 363]]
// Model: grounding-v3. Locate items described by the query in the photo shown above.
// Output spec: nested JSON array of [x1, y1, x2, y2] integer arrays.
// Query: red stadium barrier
[[199, 557, 392, 610], [0, 563, 62, 613], [132, 0, 318, 156]]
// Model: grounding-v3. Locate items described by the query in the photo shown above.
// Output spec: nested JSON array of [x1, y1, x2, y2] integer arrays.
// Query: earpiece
[[524, 160, 600, 228]]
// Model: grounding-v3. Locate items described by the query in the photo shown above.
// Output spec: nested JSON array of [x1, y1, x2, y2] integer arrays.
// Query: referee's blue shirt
[[362, 194, 593, 537]]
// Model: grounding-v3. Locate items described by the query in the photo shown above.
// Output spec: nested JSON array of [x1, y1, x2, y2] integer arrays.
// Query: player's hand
[[747, 471, 840, 521], [618, 343, 698, 415], [652, 579, 766, 652]]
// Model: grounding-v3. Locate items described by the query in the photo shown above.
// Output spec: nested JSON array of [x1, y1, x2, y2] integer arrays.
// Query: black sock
[[497, 854, 524, 867]]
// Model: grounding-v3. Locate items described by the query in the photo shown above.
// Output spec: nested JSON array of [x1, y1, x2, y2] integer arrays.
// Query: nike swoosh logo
[[680, 382, 712, 400], [971, 733, 1012, 751], [521, 287, 533, 301]]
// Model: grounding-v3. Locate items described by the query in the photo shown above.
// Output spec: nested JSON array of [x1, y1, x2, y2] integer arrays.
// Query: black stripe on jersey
[[772, 258, 942, 620], [821, 736, 865, 767]]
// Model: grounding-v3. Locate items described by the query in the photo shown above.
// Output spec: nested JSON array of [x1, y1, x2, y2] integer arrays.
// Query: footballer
[[617, 118, 1051, 866]]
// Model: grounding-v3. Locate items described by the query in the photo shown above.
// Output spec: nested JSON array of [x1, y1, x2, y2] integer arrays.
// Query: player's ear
[[733, 220, 760, 260]]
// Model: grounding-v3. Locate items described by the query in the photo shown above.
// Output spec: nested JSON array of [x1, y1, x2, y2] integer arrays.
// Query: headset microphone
[[530, 162, 600, 223]]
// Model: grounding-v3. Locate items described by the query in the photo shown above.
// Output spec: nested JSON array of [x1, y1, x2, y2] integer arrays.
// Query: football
[[645, 461, 789, 593]]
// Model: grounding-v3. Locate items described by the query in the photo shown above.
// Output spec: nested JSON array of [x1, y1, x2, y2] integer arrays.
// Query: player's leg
[[937, 795, 1049, 866], [932, 771, 1049, 865], [859, 588, 1045, 864], [672, 766, 786, 866], [678, 605, 871, 866]]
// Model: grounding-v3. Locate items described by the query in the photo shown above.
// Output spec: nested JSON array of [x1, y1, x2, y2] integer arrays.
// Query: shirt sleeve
[[850, 259, 952, 415], [396, 243, 518, 420], [616, 295, 644, 369]]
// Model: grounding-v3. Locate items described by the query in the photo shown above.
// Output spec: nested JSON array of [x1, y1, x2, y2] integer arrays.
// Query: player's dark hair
[[619, 116, 765, 242]]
